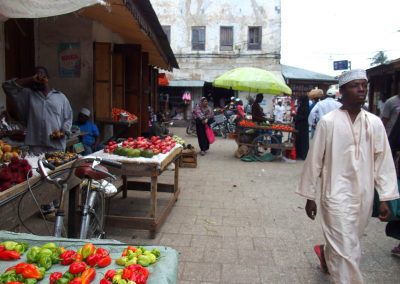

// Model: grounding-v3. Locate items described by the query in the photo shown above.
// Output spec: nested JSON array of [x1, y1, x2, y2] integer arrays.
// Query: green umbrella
[[212, 67, 292, 95]]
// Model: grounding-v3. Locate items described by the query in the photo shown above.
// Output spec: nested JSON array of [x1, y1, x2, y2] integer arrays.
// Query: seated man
[[74, 108, 100, 155], [251, 93, 267, 123]]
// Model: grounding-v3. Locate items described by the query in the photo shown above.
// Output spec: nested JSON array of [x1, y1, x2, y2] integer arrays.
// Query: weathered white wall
[[36, 15, 93, 119], [0, 22, 5, 110], [151, 0, 282, 81], [36, 15, 125, 119]]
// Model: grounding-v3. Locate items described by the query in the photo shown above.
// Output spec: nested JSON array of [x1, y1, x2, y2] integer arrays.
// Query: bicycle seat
[[75, 163, 110, 180]]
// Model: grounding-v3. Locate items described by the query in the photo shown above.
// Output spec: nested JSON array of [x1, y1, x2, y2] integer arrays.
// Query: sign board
[[333, 60, 350, 71], [58, 42, 81, 77]]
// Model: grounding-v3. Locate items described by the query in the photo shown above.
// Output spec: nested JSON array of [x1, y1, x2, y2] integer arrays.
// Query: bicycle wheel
[[79, 187, 105, 239], [251, 134, 282, 157]]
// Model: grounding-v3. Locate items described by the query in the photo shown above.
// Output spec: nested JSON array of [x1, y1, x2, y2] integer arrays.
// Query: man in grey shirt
[[381, 94, 400, 135], [2, 66, 73, 155]]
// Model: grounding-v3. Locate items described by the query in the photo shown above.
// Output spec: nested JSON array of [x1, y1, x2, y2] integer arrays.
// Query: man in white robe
[[296, 69, 399, 284]]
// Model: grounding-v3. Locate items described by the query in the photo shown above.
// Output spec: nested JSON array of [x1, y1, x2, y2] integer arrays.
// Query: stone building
[[151, 0, 282, 118]]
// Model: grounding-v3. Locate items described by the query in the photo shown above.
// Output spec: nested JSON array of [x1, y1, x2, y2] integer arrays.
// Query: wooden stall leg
[[174, 160, 179, 199], [67, 185, 80, 238], [150, 175, 158, 218], [122, 175, 127, 198]]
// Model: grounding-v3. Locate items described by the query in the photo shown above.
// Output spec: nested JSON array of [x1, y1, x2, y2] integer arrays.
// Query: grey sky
[[281, 0, 400, 76]]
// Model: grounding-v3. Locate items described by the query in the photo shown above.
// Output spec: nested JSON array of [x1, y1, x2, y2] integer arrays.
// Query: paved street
[[106, 127, 400, 284]]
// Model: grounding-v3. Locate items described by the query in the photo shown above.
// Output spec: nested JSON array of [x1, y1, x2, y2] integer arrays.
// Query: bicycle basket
[[214, 114, 226, 124]]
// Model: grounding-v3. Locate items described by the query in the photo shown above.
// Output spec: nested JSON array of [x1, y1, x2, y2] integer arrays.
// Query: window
[[162, 25, 171, 42], [220, 26, 233, 51], [192, 26, 205, 50], [248, 26, 262, 50]]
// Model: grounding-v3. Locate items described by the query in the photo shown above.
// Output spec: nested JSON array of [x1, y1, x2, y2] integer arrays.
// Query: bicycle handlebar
[[37, 156, 123, 186]]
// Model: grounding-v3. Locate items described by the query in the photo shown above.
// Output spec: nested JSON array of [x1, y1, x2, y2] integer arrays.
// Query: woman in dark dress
[[294, 95, 310, 160], [192, 97, 214, 155]]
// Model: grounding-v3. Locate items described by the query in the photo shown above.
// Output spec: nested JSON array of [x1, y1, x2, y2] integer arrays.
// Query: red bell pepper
[[127, 264, 149, 284], [104, 269, 116, 280], [14, 262, 28, 274], [81, 243, 95, 259], [95, 248, 109, 257], [121, 268, 132, 280], [49, 271, 63, 284], [85, 253, 101, 267], [0, 250, 21, 260], [21, 263, 43, 279], [100, 279, 111, 284], [81, 267, 96, 284], [69, 277, 82, 284], [69, 261, 87, 274], [5, 282, 23, 284], [60, 250, 77, 265], [97, 256, 112, 268], [0, 245, 5, 252]]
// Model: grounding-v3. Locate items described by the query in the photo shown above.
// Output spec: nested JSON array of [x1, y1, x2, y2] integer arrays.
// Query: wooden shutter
[[220, 26, 233, 51], [112, 54, 125, 108], [93, 42, 112, 120]]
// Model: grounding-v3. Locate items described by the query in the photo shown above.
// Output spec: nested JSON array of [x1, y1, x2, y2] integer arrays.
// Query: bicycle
[[186, 118, 197, 136], [36, 156, 122, 239]]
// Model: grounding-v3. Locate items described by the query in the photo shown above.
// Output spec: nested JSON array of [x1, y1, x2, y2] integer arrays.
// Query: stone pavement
[[106, 127, 400, 284]]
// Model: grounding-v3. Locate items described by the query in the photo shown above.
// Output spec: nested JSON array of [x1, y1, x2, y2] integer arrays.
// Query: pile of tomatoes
[[104, 136, 177, 156], [111, 108, 137, 122], [238, 120, 256, 128], [269, 124, 294, 132]]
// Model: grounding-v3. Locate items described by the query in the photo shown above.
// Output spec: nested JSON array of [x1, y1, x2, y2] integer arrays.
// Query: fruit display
[[0, 241, 163, 284], [112, 108, 138, 122], [45, 152, 78, 167], [26, 242, 65, 271], [49, 266, 96, 284], [0, 241, 29, 260], [115, 246, 160, 267], [238, 120, 256, 127], [0, 262, 45, 283], [104, 136, 177, 157], [269, 124, 295, 132], [0, 157, 32, 191], [172, 135, 185, 146], [100, 265, 149, 284], [0, 140, 20, 162]]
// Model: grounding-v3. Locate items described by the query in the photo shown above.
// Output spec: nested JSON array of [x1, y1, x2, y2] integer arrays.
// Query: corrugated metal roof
[[168, 80, 205, 87], [282, 65, 337, 82]]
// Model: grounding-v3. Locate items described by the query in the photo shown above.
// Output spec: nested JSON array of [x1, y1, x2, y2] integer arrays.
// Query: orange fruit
[[2, 144, 12, 153]]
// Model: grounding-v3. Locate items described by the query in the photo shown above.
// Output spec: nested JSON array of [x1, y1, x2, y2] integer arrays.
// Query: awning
[[158, 73, 169, 86], [79, 0, 178, 71], [0, 0, 104, 19], [167, 80, 205, 87]]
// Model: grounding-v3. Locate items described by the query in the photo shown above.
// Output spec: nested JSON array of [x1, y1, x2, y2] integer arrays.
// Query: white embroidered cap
[[79, 107, 91, 117], [338, 69, 367, 87], [326, 88, 336, 97]]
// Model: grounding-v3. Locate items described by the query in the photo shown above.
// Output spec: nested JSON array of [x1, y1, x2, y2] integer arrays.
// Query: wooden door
[[4, 19, 34, 121], [114, 44, 142, 136], [93, 42, 112, 120], [112, 54, 124, 108], [141, 53, 150, 133]]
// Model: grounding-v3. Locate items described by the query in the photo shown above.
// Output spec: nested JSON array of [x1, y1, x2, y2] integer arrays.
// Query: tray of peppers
[[0, 241, 29, 261], [0, 241, 163, 284]]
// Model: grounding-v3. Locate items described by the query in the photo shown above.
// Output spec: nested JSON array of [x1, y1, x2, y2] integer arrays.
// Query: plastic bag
[[205, 124, 215, 144]]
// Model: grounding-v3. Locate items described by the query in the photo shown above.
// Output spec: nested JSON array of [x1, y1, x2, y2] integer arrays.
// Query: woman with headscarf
[[294, 95, 310, 160], [192, 97, 214, 155]]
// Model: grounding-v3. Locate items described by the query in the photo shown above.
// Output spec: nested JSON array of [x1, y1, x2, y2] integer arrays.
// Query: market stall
[[0, 230, 178, 284], [235, 120, 296, 161], [84, 136, 183, 238]]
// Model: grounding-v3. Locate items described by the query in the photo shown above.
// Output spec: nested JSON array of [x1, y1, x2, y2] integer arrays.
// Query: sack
[[372, 179, 400, 221], [205, 124, 215, 144]]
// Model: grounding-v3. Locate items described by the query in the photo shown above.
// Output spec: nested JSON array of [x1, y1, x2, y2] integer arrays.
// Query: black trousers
[[195, 118, 210, 151], [386, 220, 400, 240]]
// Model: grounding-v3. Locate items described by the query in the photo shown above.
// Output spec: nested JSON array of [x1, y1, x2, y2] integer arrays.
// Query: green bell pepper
[[27, 246, 41, 263], [38, 255, 53, 270]]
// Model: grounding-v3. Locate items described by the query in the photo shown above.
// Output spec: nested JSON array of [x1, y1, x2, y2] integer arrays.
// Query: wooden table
[[92, 146, 182, 238]]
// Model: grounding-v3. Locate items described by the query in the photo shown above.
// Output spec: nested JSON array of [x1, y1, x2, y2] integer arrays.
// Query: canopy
[[213, 67, 292, 95], [0, 0, 104, 19]]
